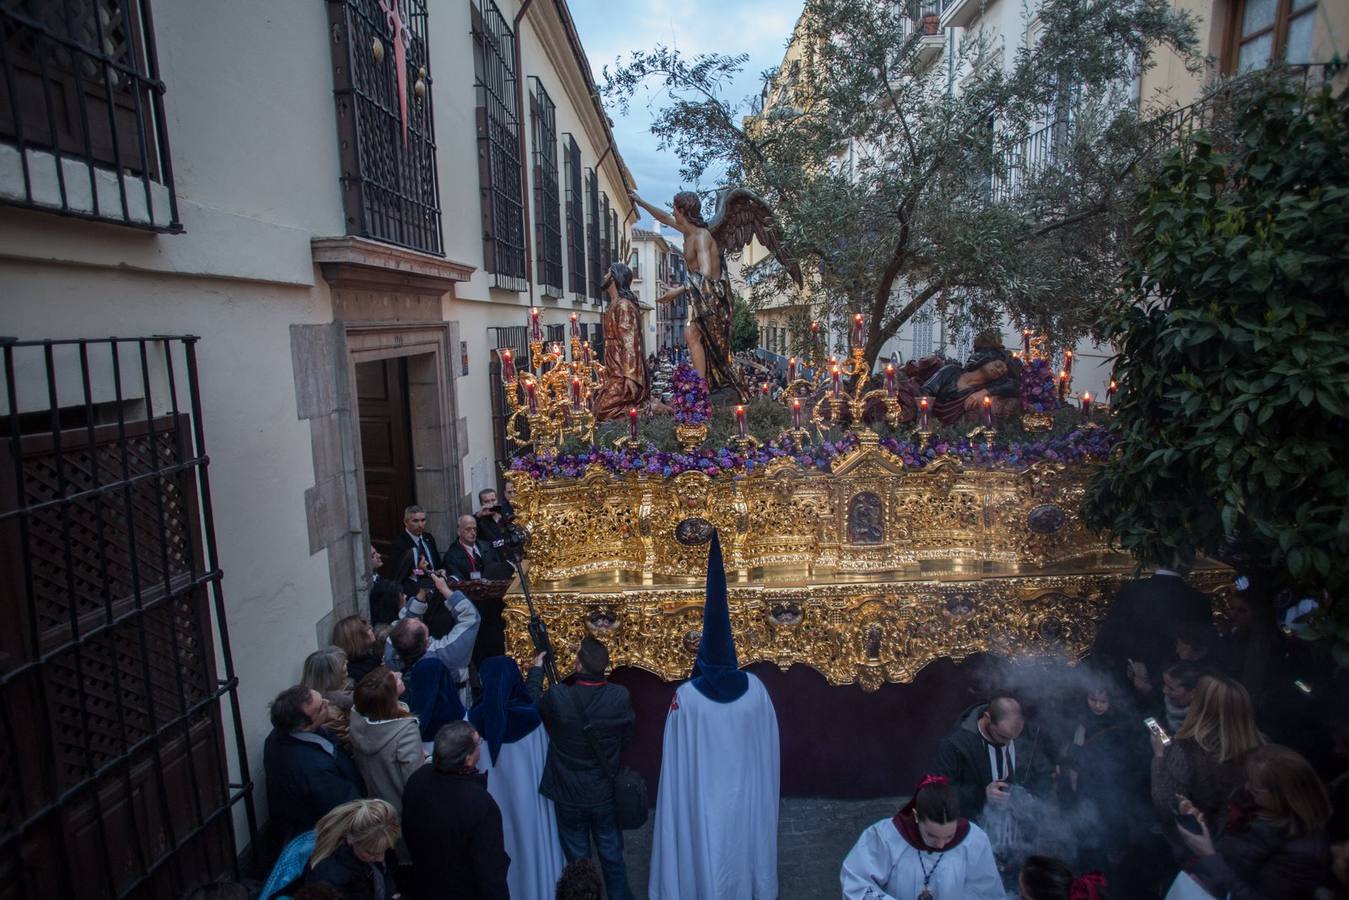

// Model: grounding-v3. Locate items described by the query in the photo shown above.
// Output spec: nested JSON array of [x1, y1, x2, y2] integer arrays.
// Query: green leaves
[[1082, 75, 1349, 657]]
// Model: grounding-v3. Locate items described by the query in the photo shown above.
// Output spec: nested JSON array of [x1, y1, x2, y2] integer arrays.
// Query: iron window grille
[[599, 190, 610, 280], [562, 134, 586, 299], [529, 78, 563, 298], [585, 167, 600, 303], [0, 336, 254, 898], [326, 0, 443, 256], [472, 0, 527, 292], [0, 0, 179, 231]]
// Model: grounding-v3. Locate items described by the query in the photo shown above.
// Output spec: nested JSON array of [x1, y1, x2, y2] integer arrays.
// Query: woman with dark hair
[[840, 775, 1003, 899], [348, 665, 424, 815], [1175, 744, 1331, 898], [1018, 855, 1107, 899]]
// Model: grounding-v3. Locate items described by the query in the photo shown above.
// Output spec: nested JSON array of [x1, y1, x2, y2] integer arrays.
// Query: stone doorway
[[355, 356, 416, 573]]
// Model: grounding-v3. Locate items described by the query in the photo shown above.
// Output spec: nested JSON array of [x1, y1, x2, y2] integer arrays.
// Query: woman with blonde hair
[[1175, 744, 1331, 897], [302, 646, 354, 752], [349, 665, 425, 815], [332, 614, 383, 685], [1151, 675, 1264, 853], [305, 798, 400, 899]]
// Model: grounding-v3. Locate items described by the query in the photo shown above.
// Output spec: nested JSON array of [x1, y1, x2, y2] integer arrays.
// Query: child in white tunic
[[841, 775, 1004, 900]]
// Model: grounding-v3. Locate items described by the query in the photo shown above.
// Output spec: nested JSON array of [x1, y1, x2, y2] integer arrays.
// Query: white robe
[[648, 673, 780, 900], [840, 817, 1004, 900], [478, 724, 565, 900]]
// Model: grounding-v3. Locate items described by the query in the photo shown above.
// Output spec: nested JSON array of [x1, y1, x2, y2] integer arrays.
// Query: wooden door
[[356, 358, 416, 576]]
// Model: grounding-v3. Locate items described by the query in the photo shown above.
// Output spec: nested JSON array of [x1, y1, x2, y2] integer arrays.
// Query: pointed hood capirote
[[690, 530, 748, 702], [468, 655, 542, 761]]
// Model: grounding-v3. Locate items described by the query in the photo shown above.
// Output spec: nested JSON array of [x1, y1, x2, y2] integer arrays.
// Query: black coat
[[401, 768, 510, 900], [1093, 573, 1213, 681], [1190, 819, 1330, 899], [368, 575, 402, 626], [306, 841, 397, 900], [445, 539, 500, 582], [390, 531, 442, 577], [263, 728, 366, 845], [931, 703, 1056, 821], [526, 669, 635, 809]]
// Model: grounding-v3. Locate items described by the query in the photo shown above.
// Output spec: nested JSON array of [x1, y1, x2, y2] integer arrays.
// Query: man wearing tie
[[390, 505, 442, 580], [446, 515, 499, 582]]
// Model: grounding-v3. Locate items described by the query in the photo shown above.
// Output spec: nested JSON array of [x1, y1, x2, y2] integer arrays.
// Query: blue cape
[[691, 530, 748, 702], [404, 655, 465, 742], [468, 655, 543, 760]]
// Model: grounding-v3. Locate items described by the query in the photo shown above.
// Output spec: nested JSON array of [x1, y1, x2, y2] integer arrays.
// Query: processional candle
[[582, 341, 592, 365], [831, 365, 842, 397], [884, 363, 896, 397], [1022, 329, 1032, 357], [792, 398, 802, 429], [762, 382, 771, 398], [1107, 380, 1117, 403], [852, 314, 864, 348], [787, 357, 797, 383], [628, 408, 639, 439], [501, 348, 515, 382], [1081, 392, 1092, 417], [735, 405, 747, 437], [570, 313, 580, 341], [982, 395, 993, 427], [570, 378, 582, 409], [1064, 349, 1074, 378], [530, 308, 543, 343], [525, 380, 538, 413], [1058, 370, 1068, 401], [919, 396, 930, 430]]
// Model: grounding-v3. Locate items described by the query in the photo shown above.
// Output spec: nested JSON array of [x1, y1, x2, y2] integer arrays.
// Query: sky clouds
[[568, 0, 803, 226]]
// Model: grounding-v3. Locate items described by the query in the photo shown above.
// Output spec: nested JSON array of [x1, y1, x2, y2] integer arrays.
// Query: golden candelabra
[[796, 347, 907, 441], [502, 334, 604, 451]]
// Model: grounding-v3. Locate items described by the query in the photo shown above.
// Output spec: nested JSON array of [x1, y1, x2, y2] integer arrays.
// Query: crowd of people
[[836, 566, 1349, 898], [255, 507, 781, 900], [245, 491, 1349, 899]]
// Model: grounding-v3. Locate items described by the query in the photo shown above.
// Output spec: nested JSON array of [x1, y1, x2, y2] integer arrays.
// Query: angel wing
[[706, 187, 803, 288]]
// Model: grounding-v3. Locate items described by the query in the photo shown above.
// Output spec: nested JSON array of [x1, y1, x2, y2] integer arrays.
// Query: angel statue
[[629, 188, 801, 400]]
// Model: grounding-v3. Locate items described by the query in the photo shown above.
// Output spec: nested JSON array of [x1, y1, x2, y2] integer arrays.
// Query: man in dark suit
[[401, 720, 510, 900], [367, 545, 402, 625], [389, 504, 442, 579], [263, 684, 365, 847], [445, 514, 500, 582], [1093, 567, 1214, 692]]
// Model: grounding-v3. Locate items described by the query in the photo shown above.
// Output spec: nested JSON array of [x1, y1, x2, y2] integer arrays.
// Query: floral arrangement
[[1020, 357, 1062, 413], [509, 426, 1115, 481], [670, 363, 711, 425]]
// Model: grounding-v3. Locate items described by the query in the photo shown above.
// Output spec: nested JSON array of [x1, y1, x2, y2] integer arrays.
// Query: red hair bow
[[1070, 872, 1107, 900], [914, 774, 950, 793]]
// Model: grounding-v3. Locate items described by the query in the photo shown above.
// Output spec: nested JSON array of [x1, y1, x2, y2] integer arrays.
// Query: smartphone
[[1144, 716, 1171, 746], [1294, 678, 1313, 695]]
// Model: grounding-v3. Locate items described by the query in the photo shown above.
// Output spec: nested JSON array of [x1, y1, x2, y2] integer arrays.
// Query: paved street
[[619, 795, 903, 899]]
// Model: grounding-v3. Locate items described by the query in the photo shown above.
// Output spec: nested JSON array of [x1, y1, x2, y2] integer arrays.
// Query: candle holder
[[801, 344, 906, 439], [966, 425, 996, 452], [730, 433, 762, 453]]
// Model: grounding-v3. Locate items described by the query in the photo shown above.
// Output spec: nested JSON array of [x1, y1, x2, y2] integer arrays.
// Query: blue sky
[[568, 0, 803, 228]]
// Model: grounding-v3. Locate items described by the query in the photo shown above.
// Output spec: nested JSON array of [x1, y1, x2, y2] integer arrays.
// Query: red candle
[[1107, 379, 1117, 403], [792, 398, 802, 429], [1058, 370, 1068, 401], [628, 407, 638, 439], [811, 321, 820, 336], [582, 341, 592, 365], [852, 313, 864, 348], [761, 382, 770, 398], [787, 357, 797, 383], [570, 377, 581, 409], [1064, 349, 1074, 378], [982, 394, 993, 427], [525, 380, 538, 413], [919, 396, 930, 430], [735, 405, 746, 437], [831, 365, 842, 397], [530, 307, 543, 342], [1081, 392, 1092, 417], [1022, 329, 1032, 357], [569, 313, 580, 341], [501, 348, 515, 382], [884, 363, 896, 396]]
